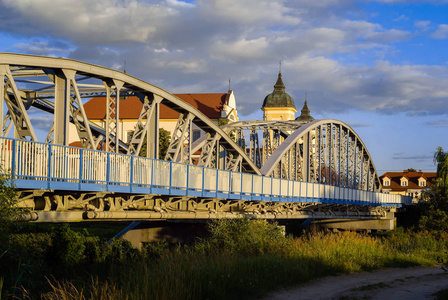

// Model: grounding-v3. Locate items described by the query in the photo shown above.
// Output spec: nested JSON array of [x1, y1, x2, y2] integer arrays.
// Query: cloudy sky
[[0, 0, 447, 173]]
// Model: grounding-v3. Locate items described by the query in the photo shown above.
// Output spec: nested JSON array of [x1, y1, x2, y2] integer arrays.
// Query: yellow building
[[69, 90, 239, 146], [380, 170, 437, 202]]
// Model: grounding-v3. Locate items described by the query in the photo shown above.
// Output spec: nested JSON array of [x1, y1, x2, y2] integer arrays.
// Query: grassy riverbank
[[2, 220, 448, 299]]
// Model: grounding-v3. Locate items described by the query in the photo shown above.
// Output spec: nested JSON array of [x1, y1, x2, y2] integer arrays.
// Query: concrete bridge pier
[[120, 221, 208, 248], [311, 210, 396, 231]]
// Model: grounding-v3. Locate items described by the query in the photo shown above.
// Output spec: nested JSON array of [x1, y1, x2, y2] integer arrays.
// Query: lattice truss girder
[[45, 69, 98, 148], [0, 53, 261, 174], [258, 120, 381, 192], [1, 64, 37, 140], [127, 93, 162, 157], [197, 133, 220, 168], [165, 113, 195, 164]]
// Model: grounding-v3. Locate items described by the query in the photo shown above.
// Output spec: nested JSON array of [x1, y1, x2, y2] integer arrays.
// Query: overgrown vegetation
[[1, 219, 447, 299]]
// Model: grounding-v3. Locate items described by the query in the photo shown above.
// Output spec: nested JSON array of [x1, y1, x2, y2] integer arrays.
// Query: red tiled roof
[[83, 93, 230, 120], [380, 171, 437, 192]]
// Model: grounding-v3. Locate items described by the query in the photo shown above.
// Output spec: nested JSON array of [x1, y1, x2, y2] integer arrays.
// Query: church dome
[[261, 72, 296, 110]]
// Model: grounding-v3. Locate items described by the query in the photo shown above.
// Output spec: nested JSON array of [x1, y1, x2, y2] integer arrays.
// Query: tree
[[158, 128, 171, 159], [418, 147, 448, 231], [434, 146, 448, 185], [134, 128, 171, 159], [407, 168, 417, 172]]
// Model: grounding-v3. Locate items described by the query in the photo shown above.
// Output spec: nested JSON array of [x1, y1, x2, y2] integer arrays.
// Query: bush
[[48, 224, 87, 267], [206, 218, 290, 256]]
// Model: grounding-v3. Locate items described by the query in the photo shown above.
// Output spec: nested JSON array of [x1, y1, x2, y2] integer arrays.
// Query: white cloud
[[197, 0, 300, 25], [1, 0, 180, 44], [0, 0, 447, 119], [29, 116, 53, 130], [431, 24, 448, 39], [414, 20, 430, 28]]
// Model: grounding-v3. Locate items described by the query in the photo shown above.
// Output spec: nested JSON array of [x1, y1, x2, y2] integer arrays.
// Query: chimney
[[419, 170, 422, 172], [403, 170, 408, 173]]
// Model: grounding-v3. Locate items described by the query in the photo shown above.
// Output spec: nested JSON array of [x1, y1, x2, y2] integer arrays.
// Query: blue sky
[[0, 0, 447, 173]]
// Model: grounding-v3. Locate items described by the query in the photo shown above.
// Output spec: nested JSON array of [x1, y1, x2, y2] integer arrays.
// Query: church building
[[261, 71, 314, 122]]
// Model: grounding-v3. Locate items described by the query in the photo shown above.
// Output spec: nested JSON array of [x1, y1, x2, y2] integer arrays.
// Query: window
[[192, 130, 201, 142], [401, 180, 407, 187], [383, 180, 390, 186], [419, 180, 426, 187]]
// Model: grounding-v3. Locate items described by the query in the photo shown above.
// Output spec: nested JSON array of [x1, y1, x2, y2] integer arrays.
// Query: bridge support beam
[[312, 210, 396, 231]]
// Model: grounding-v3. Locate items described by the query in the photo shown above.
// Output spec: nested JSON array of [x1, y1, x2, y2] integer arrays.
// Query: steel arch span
[[259, 119, 381, 191], [0, 53, 260, 174]]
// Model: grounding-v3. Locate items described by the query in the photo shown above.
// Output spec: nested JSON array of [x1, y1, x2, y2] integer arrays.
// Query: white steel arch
[[260, 119, 381, 191], [0, 53, 260, 174]]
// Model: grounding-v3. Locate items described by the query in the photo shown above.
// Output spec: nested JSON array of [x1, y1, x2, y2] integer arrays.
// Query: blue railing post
[[228, 170, 231, 196], [47, 143, 52, 188], [130, 155, 134, 192], [169, 161, 172, 195], [11, 139, 16, 179], [202, 167, 205, 197], [291, 179, 294, 201], [106, 152, 110, 185], [79, 148, 83, 190], [186, 164, 190, 195], [251, 174, 254, 196], [150, 159, 154, 191], [215, 169, 219, 197]]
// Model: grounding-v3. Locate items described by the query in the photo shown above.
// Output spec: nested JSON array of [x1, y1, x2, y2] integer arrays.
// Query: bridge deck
[[0, 137, 410, 207]]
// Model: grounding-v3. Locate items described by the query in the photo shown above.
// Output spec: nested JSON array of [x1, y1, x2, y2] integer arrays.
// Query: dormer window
[[383, 180, 390, 186], [419, 180, 426, 187], [400, 176, 408, 187]]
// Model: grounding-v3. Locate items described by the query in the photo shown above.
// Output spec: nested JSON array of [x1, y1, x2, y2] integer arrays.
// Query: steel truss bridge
[[0, 53, 411, 224]]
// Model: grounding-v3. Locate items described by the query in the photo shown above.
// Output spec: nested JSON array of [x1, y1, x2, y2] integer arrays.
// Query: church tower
[[261, 72, 297, 121]]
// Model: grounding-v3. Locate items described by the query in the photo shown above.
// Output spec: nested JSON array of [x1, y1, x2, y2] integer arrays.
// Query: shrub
[[48, 224, 87, 267], [206, 218, 290, 256]]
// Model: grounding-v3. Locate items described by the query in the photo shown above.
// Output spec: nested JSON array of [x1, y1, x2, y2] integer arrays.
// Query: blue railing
[[0, 137, 412, 207]]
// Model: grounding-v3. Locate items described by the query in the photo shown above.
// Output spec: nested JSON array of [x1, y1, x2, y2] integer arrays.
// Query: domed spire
[[273, 72, 285, 93], [296, 92, 314, 122], [261, 71, 296, 110]]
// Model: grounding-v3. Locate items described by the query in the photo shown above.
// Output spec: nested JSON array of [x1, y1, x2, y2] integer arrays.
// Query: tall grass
[[5, 220, 448, 300]]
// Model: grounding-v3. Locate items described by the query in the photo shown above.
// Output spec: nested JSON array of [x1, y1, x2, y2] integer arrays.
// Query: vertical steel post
[[53, 71, 70, 145]]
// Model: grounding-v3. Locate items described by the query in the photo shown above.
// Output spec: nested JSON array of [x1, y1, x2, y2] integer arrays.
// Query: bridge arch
[[260, 119, 381, 191], [0, 53, 260, 174]]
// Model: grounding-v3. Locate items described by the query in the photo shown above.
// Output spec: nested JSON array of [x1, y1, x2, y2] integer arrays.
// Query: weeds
[[2, 220, 448, 299]]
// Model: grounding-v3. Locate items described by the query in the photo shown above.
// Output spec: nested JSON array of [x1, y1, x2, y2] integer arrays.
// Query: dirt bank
[[265, 267, 448, 300]]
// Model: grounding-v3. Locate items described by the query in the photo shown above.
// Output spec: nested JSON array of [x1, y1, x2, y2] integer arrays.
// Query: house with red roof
[[68, 90, 239, 145], [379, 170, 437, 202]]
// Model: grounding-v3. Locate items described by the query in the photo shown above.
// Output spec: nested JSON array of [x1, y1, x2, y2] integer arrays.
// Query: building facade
[[68, 90, 238, 145], [380, 170, 437, 202]]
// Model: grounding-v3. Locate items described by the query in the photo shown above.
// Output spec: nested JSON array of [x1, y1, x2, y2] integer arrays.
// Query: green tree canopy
[[418, 147, 448, 231], [434, 146, 448, 185], [134, 128, 171, 159]]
